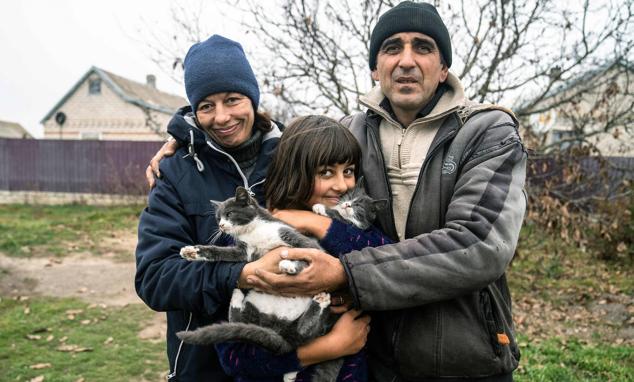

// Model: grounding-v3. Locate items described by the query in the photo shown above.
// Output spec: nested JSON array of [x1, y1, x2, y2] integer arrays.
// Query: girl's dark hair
[[265, 115, 361, 210]]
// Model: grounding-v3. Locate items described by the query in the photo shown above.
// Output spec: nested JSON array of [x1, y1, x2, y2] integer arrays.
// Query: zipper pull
[[397, 129, 406, 169]]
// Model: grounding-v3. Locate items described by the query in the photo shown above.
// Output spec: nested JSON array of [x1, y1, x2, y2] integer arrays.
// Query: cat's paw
[[230, 289, 245, 309], [279, 259, 299, 275], [283, 371, 298, 382], [311, 203, 328, 216], [180, 246, 200, 261], [312, 292, 331, 309]]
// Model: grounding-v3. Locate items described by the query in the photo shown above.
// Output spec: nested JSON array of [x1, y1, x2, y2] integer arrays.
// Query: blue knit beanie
[[184, 35, 260, 112]]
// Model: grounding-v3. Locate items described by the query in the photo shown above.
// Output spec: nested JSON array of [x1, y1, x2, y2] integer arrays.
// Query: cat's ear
[[355, 176, 366, 190], [373, 199, 389, 211], [209, 199, 222, 209], [235, 187, 251, 205]]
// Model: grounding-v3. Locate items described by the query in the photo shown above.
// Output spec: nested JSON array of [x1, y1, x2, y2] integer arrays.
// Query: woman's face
[[195, 92, 255, 147], [306, 162, 356, 208]]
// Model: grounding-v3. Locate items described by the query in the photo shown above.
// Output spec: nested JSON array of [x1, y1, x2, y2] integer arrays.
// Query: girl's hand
[[296, 309, 370, 366], [272, 209, 331, 239], [327, 309, 371, 356]]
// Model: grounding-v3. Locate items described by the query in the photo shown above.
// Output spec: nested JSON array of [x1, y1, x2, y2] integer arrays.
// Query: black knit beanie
[[369, 1, 452, 70]]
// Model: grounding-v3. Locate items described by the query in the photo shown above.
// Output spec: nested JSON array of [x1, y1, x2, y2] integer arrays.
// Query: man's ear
[[439, 65, 449, 83], [371, 69, 379, 82]]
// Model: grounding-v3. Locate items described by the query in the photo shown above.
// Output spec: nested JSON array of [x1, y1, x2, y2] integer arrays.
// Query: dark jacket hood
[[167, 106, 210, 152]]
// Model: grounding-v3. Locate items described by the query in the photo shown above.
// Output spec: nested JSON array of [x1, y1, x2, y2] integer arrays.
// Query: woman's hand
[[296, 309, 370, 366], [272, 209, 331, 239]]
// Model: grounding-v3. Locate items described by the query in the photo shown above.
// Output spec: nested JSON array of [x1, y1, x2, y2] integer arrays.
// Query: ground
[[0, 230, 167, 345], [1, 229, 631, 350], [0, 211, 632, 380]]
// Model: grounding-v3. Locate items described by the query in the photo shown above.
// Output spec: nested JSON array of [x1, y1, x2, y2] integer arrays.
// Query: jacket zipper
[[397, 128, 405, 169], [167, 312, 193, 380], [205, 141, 251, 190], [481, 289, 504, 356], [366, 118, 398, 241]]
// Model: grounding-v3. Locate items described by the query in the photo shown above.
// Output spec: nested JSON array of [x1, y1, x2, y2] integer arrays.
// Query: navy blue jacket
[[135, 107, 282, 381]]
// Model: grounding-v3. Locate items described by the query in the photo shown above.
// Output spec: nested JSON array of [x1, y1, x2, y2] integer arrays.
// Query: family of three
[[135, 2, 527, 381]]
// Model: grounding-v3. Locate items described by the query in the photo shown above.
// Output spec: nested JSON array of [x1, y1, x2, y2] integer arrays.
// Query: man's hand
[[247, 248, 347, 296], [145, 138, 179, 188]]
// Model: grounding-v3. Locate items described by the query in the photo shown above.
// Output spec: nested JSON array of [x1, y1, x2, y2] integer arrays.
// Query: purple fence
[[0, 138, 163, 195], [1, 138, 632, 197]]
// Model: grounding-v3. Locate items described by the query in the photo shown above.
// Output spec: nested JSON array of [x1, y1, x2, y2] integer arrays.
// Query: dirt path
[[0, 252, 166, 341], [0, 253, 140, 305]]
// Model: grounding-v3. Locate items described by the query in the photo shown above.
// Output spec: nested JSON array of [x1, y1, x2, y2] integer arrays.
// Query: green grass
[[0, 204, 143, 257], [0, 296, 165, 381], [515, 336, 634, 381]]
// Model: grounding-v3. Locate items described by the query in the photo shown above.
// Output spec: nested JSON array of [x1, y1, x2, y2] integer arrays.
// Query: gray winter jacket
[[340, 74, 527, 381]]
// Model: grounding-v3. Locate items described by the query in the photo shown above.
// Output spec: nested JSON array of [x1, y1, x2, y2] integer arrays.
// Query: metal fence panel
[[0, 139, 163, 195]]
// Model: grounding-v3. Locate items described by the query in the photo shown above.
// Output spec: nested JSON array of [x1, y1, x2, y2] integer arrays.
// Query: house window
[[89, 78, 101, 94]]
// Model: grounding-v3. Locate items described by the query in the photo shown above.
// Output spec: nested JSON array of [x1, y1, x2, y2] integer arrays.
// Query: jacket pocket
[[480, 288, 504, 356], [184, 202, 219, 244], [480, 286, 520, 363]]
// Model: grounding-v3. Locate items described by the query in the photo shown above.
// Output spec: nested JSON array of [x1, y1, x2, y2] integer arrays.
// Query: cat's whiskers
[[207, 229, 223, 244]]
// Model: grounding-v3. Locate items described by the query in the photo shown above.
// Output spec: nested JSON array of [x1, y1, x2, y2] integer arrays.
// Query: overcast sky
[[0, 0, 246, 138]]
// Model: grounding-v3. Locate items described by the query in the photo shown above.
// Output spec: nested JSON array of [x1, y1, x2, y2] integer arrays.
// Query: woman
[[135, 35, 370, 381]]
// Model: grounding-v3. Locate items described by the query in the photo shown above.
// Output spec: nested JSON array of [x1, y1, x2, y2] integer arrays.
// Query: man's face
[[371, 32, 449, 116]]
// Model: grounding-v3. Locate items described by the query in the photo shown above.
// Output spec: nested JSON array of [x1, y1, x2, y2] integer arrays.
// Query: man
[[148, 2, 526, 381]]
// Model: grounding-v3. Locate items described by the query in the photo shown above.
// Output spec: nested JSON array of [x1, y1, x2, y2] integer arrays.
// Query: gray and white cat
[[177, 180, 386, 381], [312, 177, 388, 230]]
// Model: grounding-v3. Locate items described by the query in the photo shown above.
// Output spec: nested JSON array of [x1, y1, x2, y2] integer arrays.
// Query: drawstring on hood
[[182, 129, 205, 172]]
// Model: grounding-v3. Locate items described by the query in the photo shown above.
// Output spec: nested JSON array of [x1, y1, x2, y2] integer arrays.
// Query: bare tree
[[139, 0, 634, 260], [139, 1, 632, 131]]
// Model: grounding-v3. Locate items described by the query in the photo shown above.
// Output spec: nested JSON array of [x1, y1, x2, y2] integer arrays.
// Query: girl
[[215, 115, 393, 382]]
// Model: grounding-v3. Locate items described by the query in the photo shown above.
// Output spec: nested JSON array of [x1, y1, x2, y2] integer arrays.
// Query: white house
[[42, 66, 187, 141]]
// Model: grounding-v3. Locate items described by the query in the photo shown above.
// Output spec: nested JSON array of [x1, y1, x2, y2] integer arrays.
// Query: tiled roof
[[41, 66, 187, 123], [101, 69, 186, 112]]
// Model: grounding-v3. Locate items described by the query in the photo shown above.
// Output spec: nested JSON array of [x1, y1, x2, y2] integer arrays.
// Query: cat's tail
[[176, 322, 293, 354]]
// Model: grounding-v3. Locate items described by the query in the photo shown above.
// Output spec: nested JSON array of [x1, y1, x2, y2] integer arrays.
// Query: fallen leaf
[[57, 344, 93, 353], [104, 337, 114, 345], [30, 376, 44, 382], [58, 336, 68, 343], [24, 307, 31, 315], [26, 334, 41, 340], [46, 335, 54, 342], [80, 320, 91, 325], [65, 309, 83, 315], [30, 363, 52, 370]]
